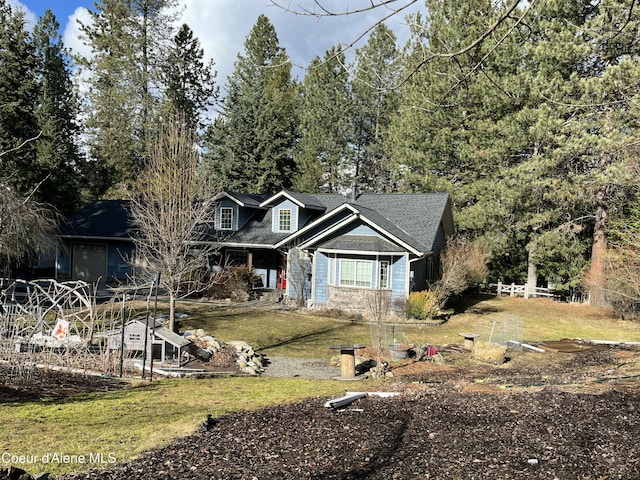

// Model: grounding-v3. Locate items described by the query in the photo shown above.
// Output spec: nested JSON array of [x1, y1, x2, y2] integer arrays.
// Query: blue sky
[[11, 0, 421, 86], [16, 0, 82, 23]]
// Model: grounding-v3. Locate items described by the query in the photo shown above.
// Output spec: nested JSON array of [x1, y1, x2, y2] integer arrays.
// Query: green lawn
[[0, 377, 346, 475]]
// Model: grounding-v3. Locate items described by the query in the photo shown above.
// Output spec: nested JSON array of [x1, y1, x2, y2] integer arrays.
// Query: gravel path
[[261, 356, 341, 379]]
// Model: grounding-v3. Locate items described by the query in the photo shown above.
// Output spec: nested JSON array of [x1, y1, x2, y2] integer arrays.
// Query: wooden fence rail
[[492, 282, 559, 299]]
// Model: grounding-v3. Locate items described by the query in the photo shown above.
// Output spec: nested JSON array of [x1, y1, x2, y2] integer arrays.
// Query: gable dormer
[[213, 192, 266, 232], [260, 190, 325, 234], [215, 199, 238, 231], [272, 200, 298, 233]]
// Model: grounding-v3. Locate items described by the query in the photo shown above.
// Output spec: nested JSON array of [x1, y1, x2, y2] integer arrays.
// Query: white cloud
[[7, 0, 36, 29], [177, 0, 420, 88], [63, 7, 93, 60]]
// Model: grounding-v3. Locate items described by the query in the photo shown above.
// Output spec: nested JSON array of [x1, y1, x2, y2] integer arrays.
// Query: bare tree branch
[[0, 131, 42, 158], [128, 118, 220, 331]]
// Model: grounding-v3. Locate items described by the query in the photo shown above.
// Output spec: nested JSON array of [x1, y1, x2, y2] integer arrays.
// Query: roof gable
[[260, 190, 326, 210]]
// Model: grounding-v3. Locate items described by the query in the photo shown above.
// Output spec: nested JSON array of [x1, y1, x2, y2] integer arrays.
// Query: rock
[[227, 340, 251, 352], [192, 347, 212, 362], [202, 336, 220, 351]]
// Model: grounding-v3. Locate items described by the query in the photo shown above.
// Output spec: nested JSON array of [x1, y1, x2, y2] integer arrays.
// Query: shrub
[[206, 266, 261, 301], [434, 237, 489, 305], [407, 291, 440, 320]]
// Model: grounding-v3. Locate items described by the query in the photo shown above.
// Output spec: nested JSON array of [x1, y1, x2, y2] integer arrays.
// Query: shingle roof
[[319, 235, 406, 253], [219, 192, 267, 208], [353, 193, 453, 252], [58, 200, 135, 239], [58, 192, 453, 255]]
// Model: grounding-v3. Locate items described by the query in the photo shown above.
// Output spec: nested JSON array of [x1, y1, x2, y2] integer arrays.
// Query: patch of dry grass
[[126, 294, 640, 358]]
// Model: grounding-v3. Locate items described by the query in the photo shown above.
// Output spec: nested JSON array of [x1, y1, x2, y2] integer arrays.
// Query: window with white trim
[[379, 260, 390, 289], [220, 207, 233, 230], [339, 259, 373, 288], [278, 209, 292, 232], [327, 255, 335, 286]]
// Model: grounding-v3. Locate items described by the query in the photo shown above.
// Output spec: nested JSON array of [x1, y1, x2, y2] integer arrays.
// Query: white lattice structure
[[0, 279, 99, 382]]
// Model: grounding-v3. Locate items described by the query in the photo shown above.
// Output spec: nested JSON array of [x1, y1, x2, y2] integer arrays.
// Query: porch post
[[310, 250, 316, 306], [404, 253, 410, 295]]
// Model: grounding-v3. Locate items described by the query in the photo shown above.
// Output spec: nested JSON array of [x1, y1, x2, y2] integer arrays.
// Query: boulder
[[227, 340, 251, 352]]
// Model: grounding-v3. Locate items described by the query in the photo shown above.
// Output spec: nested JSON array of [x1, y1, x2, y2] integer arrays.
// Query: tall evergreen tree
[[351, 23, 401, 193], [77, 0, 177, 197], [202, 15, 299, 194], [32, 10, 83, 215], [294, 47, 352, 193], [163, 23, 218, 132], [0, 0, 39, 193]]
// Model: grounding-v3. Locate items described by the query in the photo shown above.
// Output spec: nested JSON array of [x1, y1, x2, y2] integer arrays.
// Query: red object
[[277, 266, 287, 290]]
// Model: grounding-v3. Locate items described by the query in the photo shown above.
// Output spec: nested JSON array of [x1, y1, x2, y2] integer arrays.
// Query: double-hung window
[[220, 207, 233, 230]]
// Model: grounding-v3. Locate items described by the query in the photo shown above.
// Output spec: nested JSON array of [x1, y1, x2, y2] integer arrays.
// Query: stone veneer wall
[[325, 286, 403, 321]]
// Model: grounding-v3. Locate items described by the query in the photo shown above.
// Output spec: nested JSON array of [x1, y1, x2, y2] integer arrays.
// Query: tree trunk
[[588, 199, 608, 306], [169, 293, 176, 332], [526, 247, 537, 299]]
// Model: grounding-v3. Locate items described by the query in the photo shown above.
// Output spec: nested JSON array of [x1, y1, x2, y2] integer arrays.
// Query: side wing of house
[[56, 200, 136, 284], [280, 193, 454, 315]]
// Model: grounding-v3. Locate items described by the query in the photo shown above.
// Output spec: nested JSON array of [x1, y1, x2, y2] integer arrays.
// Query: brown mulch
[[0, 365, 128, 403], [3, 345, 640, 479], [61, 388, 640, 480]]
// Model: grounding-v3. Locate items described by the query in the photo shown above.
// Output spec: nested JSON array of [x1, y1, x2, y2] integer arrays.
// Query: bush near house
[[206, 266, 262, 301], [407, 291, 440, 320]]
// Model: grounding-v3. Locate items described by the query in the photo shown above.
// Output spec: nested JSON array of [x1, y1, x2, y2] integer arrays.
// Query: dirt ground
[[3, 342, 640, 479]]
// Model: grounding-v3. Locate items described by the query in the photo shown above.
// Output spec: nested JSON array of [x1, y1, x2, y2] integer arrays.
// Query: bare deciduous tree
[[128, 118, 219, 331], [367, 287, 391, 378], [1, 134, 56, 277], [285, 245, 311, 307], [0, 180, 57, 277]]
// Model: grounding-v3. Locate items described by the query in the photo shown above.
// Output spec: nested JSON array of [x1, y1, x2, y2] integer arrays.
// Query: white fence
[[493, 282, 559, 299]]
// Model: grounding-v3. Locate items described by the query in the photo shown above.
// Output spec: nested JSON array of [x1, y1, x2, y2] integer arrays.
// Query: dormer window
[[279, 209, 292, 232], [220, 207, 233, 230]]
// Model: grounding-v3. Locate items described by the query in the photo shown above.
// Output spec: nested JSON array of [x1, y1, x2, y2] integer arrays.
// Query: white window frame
[[278, 208, 292, 232], [379, 260, 390, 289], [327, 255, 335, 286], [219, 207, 233, 230], [339, 259, 373, 288]]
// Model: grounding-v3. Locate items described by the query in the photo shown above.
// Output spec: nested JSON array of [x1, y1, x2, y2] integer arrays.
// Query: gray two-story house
[[56, 191, 454, 313]]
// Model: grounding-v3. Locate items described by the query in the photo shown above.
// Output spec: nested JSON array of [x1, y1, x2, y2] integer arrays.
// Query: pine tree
[[294, 47, 351, 193], [201, 15, 299, 194], [0, 0, 39, 193], [32, 10, 83, 215], [77, 0, 177, 197], [351, 23, 401, 193], [163, 23, 218, 132]]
